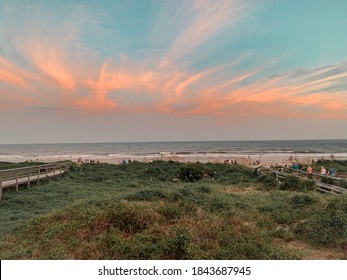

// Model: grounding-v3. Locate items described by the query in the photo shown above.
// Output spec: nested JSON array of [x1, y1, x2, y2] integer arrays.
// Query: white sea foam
[[1, 140, 346, 165]]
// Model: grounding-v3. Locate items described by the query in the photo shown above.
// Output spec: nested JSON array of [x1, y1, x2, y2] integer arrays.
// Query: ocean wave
[[93, 153, 110, 156], [1, 140, 346, 162]]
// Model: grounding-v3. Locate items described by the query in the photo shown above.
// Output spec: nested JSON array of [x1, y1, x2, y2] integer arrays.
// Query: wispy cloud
[[159, 0, 247, 67], [2, 30, 347, 120], [0, 68, 25, 87], [24, 41, 76, 90], [0, 56, 27, 87], [1, 0, 347, 122], [178, 61, 347, 119]]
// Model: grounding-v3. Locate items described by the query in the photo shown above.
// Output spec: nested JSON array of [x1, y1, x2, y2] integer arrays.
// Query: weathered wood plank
[[0, 164, 66, 199], [0, 173, 3, 200], [1, 170, 64, 189]]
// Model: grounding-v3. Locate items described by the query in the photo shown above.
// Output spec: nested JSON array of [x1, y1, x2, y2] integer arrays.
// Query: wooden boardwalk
[[0, 164, 65, 199], [257, 166, 347, 195]]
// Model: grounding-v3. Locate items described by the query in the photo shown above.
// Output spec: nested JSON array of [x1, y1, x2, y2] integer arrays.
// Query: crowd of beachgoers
[[71, 153, 340, 170]]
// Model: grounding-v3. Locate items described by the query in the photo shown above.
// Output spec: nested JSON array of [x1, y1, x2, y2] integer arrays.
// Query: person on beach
[[328, 167, 335, 176], [292, 162, 299, 170], [307, 165, 313, 173], [306, 165, 313, 178], [320, 166, 327, 175]]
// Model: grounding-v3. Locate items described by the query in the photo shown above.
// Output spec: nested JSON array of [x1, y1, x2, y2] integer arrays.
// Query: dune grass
[[0, 161, 346, 259], [0, 161, 47, 170]]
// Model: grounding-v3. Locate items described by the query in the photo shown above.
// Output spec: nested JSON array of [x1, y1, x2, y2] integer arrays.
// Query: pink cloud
[[1, 26, 347, 121], [149, 61, 347, 119], [0, 56, 26, 87], [24, 42, 76, 90], [0, 68, 25, 87]]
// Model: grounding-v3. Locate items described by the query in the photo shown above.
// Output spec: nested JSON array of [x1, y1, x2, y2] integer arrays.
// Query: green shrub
[[321, 176, 334, 184], [280, 175, 300, 190], [166, 191, 183, 202], [299, 180, 315, 191], [272, 226, 292, 239], [125, 189, 168, 201], [258, 174, 279, 188], [163, 230, 190, 259], [293, 196, 347, 246], [225, 173, 251, 184], [204, 195, 231, 212], [178, 186, 195, 197], [105, 201, 158, 234], [339, 180, 347, 189], [142, 163, 177, 181], [325, 195, 347, 213], [68, 163, 79, 171], [177, 186, 208, 206], [144, 166, 164, 177], [159, 203, 183, 221], [229, 164, 256, 177], [215, 233, 298, 259], [280, 176, 314, 191], [197, 185, 212, 194], [290, 194, 317, 208], [177, 163, 214, 182]]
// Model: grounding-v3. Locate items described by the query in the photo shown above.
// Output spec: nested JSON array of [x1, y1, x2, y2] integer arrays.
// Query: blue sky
[[0, 0, 346, 143]]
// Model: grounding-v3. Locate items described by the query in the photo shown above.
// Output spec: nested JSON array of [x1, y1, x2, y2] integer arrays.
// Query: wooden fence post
[[16, 171, 19, 191], [28, 169, 31, 187], [0, 173, 3, 200], [37, 167, 40, 184]]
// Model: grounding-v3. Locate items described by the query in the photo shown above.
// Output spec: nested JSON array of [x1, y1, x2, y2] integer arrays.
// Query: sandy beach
[[2, 152, 347, 167]]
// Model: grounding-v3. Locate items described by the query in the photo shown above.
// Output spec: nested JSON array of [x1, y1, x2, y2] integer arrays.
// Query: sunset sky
[[1, 0, 347, 144]]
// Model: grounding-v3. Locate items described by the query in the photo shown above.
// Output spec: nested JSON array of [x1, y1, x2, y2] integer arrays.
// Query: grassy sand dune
[[0, 161, 346, 259]]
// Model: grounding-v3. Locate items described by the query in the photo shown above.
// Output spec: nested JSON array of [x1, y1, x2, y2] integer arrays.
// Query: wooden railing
[[256, 166, 347, 195], [0, 163, 66, 199], [280, 167, 344, 183]]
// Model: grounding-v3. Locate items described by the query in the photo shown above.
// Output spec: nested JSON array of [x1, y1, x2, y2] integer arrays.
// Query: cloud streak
[[0, 56, 27, 87], [186, 62, 347, 119], [1, 0, 347, 123], [2, 31, 347, 120], [26, 42, 76, 90], [160, 0, 247, 67]]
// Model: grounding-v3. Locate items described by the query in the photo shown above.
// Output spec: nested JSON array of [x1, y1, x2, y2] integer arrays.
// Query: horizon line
[[1, 138, 347, 145]]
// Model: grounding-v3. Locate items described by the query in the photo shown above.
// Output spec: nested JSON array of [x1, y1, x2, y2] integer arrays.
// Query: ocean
[[0, 139, 347, 165]]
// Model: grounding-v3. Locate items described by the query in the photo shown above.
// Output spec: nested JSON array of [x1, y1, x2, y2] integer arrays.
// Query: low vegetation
[[0, 160, 346, 259], [0, 161, 46, 170]]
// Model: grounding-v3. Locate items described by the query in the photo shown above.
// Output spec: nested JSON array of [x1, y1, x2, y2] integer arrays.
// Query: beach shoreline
[[1, 152, 346, 167], [1, 140, 346, 167]]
